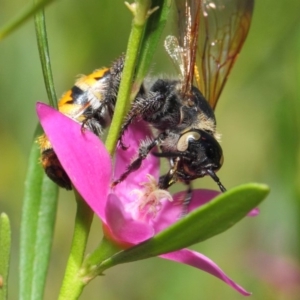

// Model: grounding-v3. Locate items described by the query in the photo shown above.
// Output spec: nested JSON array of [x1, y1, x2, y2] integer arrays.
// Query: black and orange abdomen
[[37, 56, 124, 189]]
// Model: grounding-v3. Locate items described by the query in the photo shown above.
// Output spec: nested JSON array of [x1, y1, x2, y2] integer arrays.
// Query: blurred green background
[[1, 0, 300, 299]]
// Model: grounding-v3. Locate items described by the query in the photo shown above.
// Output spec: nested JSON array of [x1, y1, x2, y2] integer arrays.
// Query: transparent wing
[[166, 0, 201, 97], [164, 35, 186, 80], [195, 0, 254, 109]]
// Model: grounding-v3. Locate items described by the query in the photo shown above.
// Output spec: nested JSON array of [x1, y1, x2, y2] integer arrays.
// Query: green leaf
[[0, 213, 11, 300], [18, 5, 60, 299], [34, 5, 58, 108], [0, 0, 56, 41], [58, 192, 93, 300], [19, 126, 58, 300], [97, 183, 269, 271]]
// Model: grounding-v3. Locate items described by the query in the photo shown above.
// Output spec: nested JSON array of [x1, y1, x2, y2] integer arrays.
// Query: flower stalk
[[80, 236, 122, 283], [58, 192, 93, 300]]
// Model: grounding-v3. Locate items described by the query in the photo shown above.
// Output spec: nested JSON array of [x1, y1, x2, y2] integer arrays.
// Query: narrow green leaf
[[0, 213, 11, 300], [31, 175, 58, 299], [20, 126, 58, 300], [34, 6, 58, 108], [19, 5, 60, 299], [0, 0, 56, 41], [97, 183, 269, 271]]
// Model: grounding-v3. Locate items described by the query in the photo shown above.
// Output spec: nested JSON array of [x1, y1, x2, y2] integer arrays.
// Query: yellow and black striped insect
[[37, 57, 124, 189], [114, 0, 254, 193]]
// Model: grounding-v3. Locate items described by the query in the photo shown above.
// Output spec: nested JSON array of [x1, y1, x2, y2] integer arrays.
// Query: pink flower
[[36, 102, 251, 296]]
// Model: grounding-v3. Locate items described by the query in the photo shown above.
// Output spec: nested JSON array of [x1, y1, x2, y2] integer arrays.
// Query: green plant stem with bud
[[105, 0, 158, 156]]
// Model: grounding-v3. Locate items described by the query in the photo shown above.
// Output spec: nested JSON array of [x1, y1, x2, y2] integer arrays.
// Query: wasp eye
[[177, 131, 201, 152]]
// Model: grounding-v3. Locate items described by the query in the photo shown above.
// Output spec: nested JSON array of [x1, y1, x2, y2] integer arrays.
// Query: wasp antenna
[[206, 169, 227, 193], [180, 184, 193, 218], [152, 151, 186, 158]]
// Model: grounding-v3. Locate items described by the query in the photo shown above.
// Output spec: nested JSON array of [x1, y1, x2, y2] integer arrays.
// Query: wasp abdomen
[[40, 148, 72, 190], [38, 56, 125, 189], [37, 134, 72, 189]]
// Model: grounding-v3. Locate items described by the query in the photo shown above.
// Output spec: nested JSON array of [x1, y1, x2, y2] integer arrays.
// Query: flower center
[[132, 174, 173, 218]]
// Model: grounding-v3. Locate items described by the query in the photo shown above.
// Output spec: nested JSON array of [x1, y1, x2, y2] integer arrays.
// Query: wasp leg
[[118, 91, 165, 150], [81, 115, 103, 135], [80, 96, 116, 135], [158, 158, 193, 217], [159, 172, 193, 217], [158, 157, 181, 189], [118, 113, 136, 150], [112, 137, 161, 187], [118, 104, 144, 150]]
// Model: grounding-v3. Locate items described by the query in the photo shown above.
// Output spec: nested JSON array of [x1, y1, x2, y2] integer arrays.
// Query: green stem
[[58, 192, 93, 300], [0, 213, 11, 300], [81, 237, 121, 283], [105, 0, 154, 155], [0, 0, 55, 41]]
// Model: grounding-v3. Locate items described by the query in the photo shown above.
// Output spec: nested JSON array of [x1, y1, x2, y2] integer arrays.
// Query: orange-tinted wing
[[195, 0, 254, 110]]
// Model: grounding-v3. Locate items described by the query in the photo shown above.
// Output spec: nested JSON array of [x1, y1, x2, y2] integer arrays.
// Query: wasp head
[[176, 129, 226, 192], [177, 129, 223, 175]]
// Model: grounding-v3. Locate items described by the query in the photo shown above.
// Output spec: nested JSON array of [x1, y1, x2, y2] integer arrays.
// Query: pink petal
[[113, 120, 160, 204], [161, 249, 251, 296], [105, 194, 154, 244], [247, 252, 300, 293], [114, 119, 156, 178], [247, 208, 259, 217], [153, 189, 219, 233], [36, 102, 111, 219]]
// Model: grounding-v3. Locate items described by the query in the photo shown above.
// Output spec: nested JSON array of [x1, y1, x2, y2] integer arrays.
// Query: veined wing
[[195, 0, 254, 109]]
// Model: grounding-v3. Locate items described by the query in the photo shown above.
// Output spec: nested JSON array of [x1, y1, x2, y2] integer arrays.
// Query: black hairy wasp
[[114, 0, 254, 194]]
